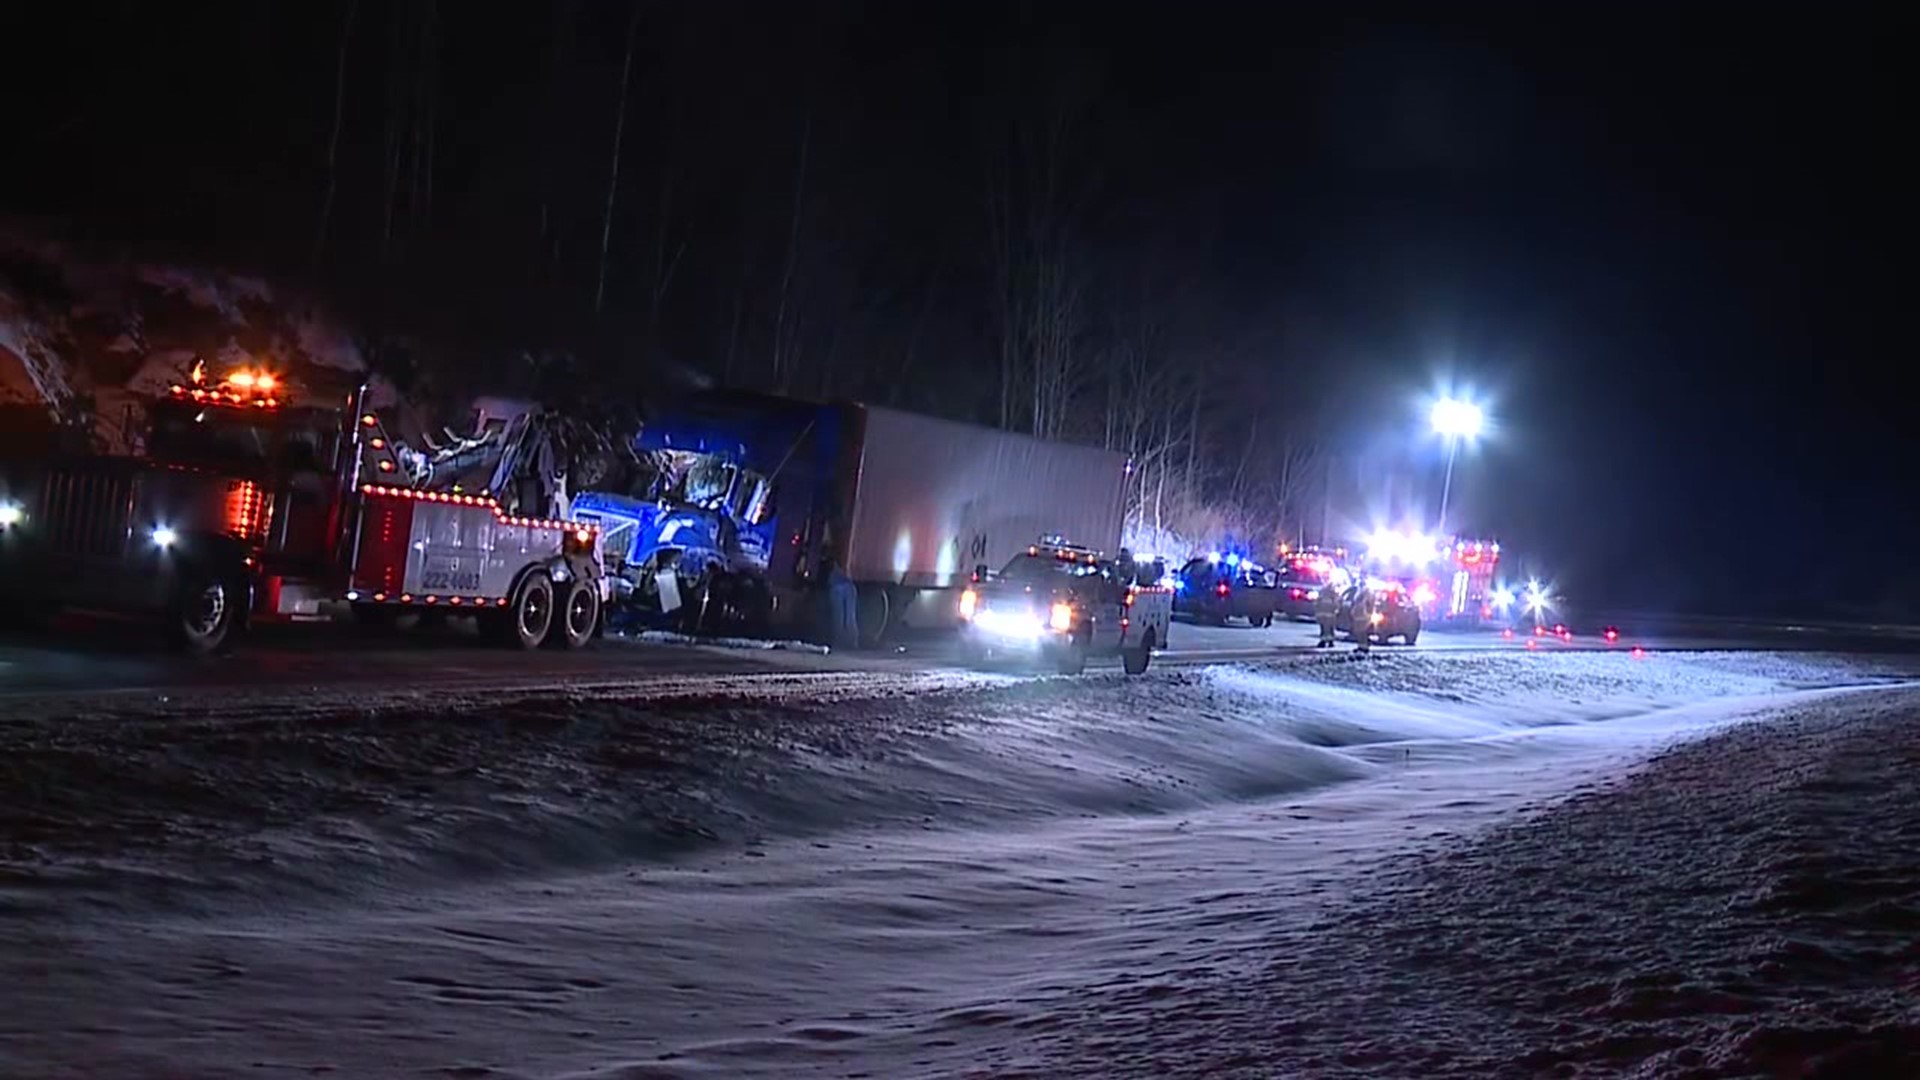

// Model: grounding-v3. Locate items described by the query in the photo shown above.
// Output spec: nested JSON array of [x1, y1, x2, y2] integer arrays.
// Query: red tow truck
[[0, 362, 604, 652]]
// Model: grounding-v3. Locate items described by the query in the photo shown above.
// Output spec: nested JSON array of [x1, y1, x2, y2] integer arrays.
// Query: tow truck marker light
[[346, 591, 360, 601], [425, 596, 438, 604], [376, 592, 390, 602]]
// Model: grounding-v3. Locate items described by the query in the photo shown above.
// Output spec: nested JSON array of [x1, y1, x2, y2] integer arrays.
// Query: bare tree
[[768, 109, 813, 390], [312, 0, 358, 268], [986, 51, 1099, 439], [594, 1, 644, 314], [379, 0, 437, 265]]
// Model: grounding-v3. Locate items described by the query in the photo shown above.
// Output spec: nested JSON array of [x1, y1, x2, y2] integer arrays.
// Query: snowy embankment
[[2, 651, 1917, 1079]]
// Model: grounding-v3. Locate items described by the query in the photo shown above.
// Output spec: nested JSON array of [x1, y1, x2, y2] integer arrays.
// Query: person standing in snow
[[1314, 575, 1341, 647], [1348, 579, 1375, 654], [814, 555, 859, 651]]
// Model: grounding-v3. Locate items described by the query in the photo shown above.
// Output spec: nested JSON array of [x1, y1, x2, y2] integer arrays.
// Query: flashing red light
[[1631, 646, 1646, 659], [1525, 638, 1538, 650], [1554, 624, 1566, 634], [1604, 627, 1619, 643], [1502, 627, 1513, 639], [1216, 582, 1230, 597]]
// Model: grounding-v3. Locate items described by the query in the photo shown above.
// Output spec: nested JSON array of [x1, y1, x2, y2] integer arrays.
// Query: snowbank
[[0, 229, 366, 448], [1, 653, 1915, 1079], [1006, 686, 1920, 1079], [0, 651, 1900, 917]]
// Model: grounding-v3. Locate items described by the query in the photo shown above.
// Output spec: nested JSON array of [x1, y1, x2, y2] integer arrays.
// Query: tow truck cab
[[0, 364, 359, 651], [0, 363, 604, 652], [957, 537, 1171, 675]]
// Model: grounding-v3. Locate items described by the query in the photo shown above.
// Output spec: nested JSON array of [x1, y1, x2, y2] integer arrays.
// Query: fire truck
[[0, 362, 604, 653], [1417, 538, 1501, 625]]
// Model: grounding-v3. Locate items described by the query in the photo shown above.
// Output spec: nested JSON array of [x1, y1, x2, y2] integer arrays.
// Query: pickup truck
[[958, 540, 1171, 674]]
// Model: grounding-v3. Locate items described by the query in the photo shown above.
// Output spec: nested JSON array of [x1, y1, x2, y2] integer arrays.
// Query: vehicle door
[[1175, 557, 1213, 614], [1132, 559, 1172, 642], [1084, 561, 1128, 650]]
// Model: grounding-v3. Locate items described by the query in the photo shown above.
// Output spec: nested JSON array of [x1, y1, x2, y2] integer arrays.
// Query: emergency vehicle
[[956, 536, 1171, 674], [0, 361, 603, 652], [1428, 538, 1501, 624], [1274, 547, 1350, 621]]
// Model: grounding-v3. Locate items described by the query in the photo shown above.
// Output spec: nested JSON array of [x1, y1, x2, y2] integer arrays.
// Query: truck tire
[[493, 572, 555, 649], [548, 577, 600, 650], [856, 584, 891, 649], [1123, 629, 1155, 675], [1403, 626, 1420, 646], [167, 569, 241, 654]]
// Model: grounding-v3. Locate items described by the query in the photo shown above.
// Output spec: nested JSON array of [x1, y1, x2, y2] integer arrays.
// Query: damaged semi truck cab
[[0, 363, 604, 652], [570, 390, 1130, 645]]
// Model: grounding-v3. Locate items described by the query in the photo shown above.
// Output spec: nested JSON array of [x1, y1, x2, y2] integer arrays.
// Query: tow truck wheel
[[1402, 626, 1420, 646], [496, 572, 555, 649], [1123, 629, 1155, 675], [549, 578, 600, 650], [167, 570, 240, 654]]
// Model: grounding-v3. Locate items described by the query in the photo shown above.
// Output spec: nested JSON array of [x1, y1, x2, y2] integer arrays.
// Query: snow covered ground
[[2, 650, 1916, 1078]]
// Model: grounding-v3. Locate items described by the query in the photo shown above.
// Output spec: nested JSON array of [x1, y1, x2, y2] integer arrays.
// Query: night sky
[[1, 2, 1895, 615]]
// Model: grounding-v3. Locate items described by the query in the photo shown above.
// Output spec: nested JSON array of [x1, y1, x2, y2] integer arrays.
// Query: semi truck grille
[[36, 469, 134, 558]]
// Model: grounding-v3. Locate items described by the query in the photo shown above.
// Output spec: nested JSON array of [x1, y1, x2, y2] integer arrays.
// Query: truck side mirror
[[972, 563, 990, 583]]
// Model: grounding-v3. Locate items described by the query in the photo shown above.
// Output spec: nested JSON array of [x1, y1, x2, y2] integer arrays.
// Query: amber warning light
[[169, 363, 283, 408]]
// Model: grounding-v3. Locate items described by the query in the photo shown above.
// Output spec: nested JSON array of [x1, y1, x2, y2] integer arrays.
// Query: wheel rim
[[566, 586, 595, 639], [185, 582, 227, 639], [519, 584, 551, 639]]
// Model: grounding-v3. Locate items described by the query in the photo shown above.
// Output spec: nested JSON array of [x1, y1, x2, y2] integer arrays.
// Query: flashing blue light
[[1173, 578, 1187, 592], [1207, 552, 1221, 564], [1225, 552, 1241, 567]]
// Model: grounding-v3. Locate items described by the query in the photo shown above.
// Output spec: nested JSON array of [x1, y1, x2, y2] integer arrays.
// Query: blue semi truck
[[568, 390, 1129, 645]]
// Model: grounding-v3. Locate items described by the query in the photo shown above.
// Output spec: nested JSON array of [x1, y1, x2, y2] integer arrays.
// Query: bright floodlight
[[1522, 579, 1550, 615], [1431, 397, 1484, 439]]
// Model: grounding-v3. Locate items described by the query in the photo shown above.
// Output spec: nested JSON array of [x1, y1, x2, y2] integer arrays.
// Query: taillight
[[1216, 582, 1230, 597]]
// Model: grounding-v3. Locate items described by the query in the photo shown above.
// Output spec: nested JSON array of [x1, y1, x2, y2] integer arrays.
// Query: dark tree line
[[4, 0, 1337, 551]]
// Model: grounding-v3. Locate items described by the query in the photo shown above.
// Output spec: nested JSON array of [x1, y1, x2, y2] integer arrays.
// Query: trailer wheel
[[496, 572, 555, 649], [856, 584, 891, 649], [1123, 628, 1155, 675], [167, 570, 240, 654], [548, 578, 600, 650]]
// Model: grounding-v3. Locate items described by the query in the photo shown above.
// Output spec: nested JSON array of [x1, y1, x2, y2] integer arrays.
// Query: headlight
[[0, 501, 21, 527], [1369, 611, 1384, 625], [1049, 602, 1074, 632], [959, 588, 978, 620], [150, 526, 177, 549]]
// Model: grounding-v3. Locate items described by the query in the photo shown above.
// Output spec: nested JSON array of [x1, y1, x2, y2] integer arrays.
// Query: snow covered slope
[[2, 651, 1915, 1079]]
